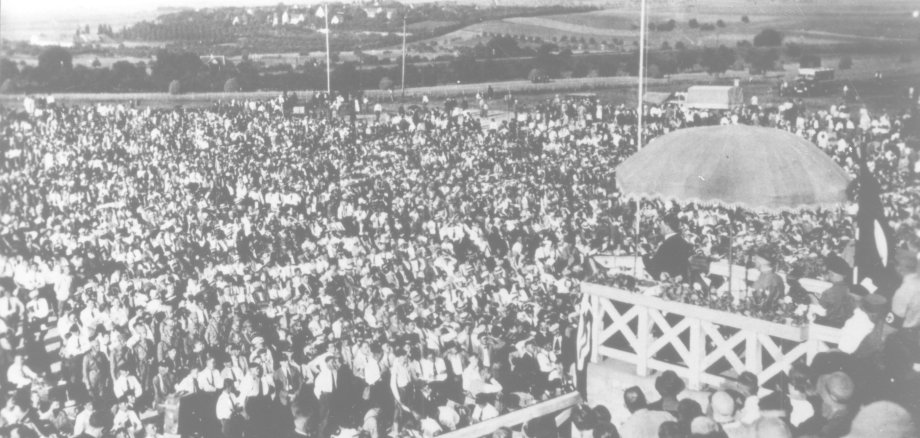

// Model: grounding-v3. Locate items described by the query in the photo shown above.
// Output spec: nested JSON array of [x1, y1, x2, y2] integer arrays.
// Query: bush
[[223, 77, 241, 92], [717, 20, 726, 28], [741, 15, 750, 24], [379, 76, 394, 90], [799, 54, 821, 68], [0, 78, 14, 94], [838, 56, 853, 70], [168, 79, 182, 95], [785, 43, 803, 58], [689, 19, 699, 28], [753, 28, 783, 47]]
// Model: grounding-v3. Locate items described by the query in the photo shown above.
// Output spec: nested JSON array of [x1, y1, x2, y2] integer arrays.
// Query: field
[[404, 0, 920, 54]]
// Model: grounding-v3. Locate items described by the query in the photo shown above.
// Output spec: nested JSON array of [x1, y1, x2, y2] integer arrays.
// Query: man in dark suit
[[273, 347, 303, 410], [642, 213, 692, 282]]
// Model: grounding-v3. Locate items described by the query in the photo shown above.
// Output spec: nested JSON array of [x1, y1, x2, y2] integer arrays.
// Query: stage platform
[[586, 358, 713, 426]]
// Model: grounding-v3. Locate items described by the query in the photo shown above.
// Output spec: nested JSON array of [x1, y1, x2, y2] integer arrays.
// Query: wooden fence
[[582, 282, 841, 390]]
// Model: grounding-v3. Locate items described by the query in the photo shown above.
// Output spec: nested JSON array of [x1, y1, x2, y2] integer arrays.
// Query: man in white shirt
[[72, 402, 97, 437], [838, 294, 887, 354], [113, 365, 144, 401], [7, 352, 39, 388], [197, 356, 223, 393], [470, 393, 499, 424], [314, 355, 339, 437], [215, 379, 243, 438]]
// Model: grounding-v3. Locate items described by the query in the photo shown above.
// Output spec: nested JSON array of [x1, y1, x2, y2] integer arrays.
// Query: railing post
[[688, 319, 703, 390], [806, 324, 819, 365], [636, 306, 650, 377], [591, 294, 602, 363], [745, 332, 762, 375]]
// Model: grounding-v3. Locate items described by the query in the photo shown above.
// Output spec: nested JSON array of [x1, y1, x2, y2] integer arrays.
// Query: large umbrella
[[616, 125, 851, 213], [615, 125, 851, 291]]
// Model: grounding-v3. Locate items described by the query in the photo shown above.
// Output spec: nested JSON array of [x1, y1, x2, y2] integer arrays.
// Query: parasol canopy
[[616, 125, 851, 212]]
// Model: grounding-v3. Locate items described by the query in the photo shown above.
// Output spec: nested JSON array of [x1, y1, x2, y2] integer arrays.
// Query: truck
[[779, 67, 837, 97], [681, 85, 744, 110]]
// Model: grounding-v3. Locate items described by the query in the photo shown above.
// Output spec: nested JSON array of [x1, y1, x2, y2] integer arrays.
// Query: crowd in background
[[0, 88, 918, 438]]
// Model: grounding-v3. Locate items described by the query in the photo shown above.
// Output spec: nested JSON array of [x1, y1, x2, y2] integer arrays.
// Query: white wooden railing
[[439, 392, 581, 438], [582, 282, 841, 390]]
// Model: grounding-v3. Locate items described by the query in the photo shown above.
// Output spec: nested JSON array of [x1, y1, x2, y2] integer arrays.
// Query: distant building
[[30, 35, 74, 48]]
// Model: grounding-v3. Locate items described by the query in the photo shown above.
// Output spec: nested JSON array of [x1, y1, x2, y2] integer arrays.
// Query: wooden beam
[[438, 392, 581, 438]]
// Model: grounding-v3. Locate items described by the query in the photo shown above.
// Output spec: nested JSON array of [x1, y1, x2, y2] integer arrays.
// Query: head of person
[[754, 417, 791, 438], [573, 404, 598, 432], [593, 422, 620, 438], [824, 253, 851, 283], [492, 427, 513, 438], [844, 401, 917, 438], [658, 421, 682, 438], [816, 371, 854, 415], [678, 399, 703, 428], [689, 416, 723, 438], [709, 391, 736, 424], [656, 371, 686, 400], [592, 405, 611, 424], [659, 214, 680, 236], [623, 386, 647, 413]]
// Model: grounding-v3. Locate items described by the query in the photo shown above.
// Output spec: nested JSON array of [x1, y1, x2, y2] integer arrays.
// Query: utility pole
[[325, 2, 331, 93], [401, 15, 408, 97]]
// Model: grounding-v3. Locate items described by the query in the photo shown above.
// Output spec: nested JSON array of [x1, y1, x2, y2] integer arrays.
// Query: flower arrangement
[[591, 272, 810, 326]]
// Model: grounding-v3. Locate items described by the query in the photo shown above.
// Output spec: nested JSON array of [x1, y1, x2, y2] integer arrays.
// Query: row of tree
[[0, 31, 818, 95]]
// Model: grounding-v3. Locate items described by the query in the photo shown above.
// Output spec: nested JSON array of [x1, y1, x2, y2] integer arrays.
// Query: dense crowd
[[0, 88, 918, 438]]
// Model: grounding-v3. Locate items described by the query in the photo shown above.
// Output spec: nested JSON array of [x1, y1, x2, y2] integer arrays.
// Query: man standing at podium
[[642, 213, 692, 282]]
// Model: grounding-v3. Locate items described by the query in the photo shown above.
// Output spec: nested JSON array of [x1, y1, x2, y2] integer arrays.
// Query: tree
[[701, 46, 734, 75], [648, 64, 662, 78], [37, 46, 73, 78], [675, 41, 687, 51], [741, 15, 750, 24], [749, 49, 778, 73], [379, 76, 394, 90], [785, 43, 802, 58], [661, 41, 671, 50], [799, 54, 821, 68], [753, 29, 783, 47], [838, 56, 853, 70], [676, 49, 698, 71], [92, 58, 102, 68], [717, 20, 726, 28], [689, 19, 699, 28], [223, 77, 241, 92], [168, 79, 182, 94]]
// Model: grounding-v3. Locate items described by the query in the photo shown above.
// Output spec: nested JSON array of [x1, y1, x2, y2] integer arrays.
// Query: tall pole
[[633, 0, 647, 279], [401, 15, 407, 97], [325, 2, 331, 93], [637, 0, 647, 152]]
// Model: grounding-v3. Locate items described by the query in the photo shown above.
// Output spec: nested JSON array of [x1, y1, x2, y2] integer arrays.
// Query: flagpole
[[401, 15, 408, 97], [325, 2, 331, 93]]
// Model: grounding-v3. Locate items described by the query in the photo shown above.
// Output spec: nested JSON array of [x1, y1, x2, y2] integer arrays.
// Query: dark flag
[[853, 155, 894, 291]]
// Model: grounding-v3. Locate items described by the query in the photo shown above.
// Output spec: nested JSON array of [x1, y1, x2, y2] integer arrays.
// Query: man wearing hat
[[642, 213, 692, 282], [751, 247, 785, 310], [814, 253, 857, 328], [273, 343, 303, 409]]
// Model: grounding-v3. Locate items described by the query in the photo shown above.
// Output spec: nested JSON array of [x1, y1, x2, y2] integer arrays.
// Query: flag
[[576, 293, 592, 371], [330, 15, 340, 25], [315, 5, 326, 18], [854, 153, 894, 288]]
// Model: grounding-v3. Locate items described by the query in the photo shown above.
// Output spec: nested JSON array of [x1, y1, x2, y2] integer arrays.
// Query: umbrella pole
[[728, 211, 734, 297], [633, 199, 640, 278]]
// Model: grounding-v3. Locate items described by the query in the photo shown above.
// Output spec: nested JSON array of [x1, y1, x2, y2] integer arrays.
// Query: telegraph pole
[[401, 15, 408, 96]]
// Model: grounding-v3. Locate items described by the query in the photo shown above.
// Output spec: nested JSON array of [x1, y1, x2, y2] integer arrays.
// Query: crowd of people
[[0, 86, 918, 438]]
